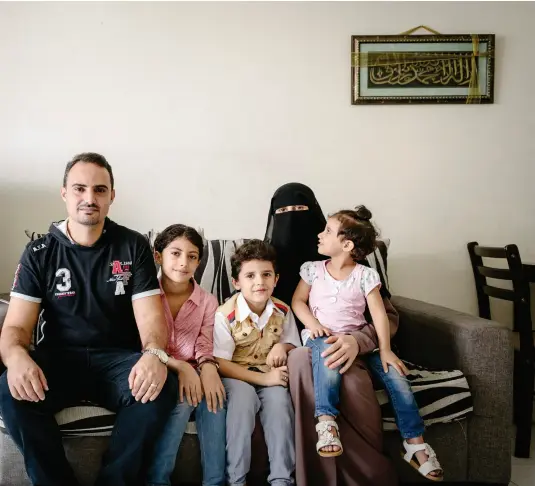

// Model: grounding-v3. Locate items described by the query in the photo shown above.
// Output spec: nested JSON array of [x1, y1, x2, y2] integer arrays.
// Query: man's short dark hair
[[63, 153, 114, 190], [231, 239, 278, 280]]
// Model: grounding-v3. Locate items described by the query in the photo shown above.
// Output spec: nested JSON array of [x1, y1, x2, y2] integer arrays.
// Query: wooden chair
[[467, 242, 534, 458]]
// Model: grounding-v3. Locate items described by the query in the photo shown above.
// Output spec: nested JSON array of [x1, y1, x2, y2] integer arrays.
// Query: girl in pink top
[[146, 224, 226, 486], [292, 207, 443, 481]]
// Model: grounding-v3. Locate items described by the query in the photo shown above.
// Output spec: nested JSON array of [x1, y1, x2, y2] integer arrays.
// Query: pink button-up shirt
[[160, 279, 218, 366]]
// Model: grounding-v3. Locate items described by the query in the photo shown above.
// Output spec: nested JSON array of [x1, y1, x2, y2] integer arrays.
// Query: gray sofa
[[0, 294, 512, 486]]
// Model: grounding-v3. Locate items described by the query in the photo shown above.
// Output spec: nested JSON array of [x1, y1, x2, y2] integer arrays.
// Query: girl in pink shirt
[[292, 207, 443, 481], [146, 224, 226, 486]]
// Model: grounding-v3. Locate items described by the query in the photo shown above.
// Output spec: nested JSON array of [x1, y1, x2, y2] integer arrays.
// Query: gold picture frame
[[351, 34, 495, 104]]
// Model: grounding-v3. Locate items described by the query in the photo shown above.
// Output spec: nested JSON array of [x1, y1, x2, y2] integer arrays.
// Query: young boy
[[213, 239, 301, 486]]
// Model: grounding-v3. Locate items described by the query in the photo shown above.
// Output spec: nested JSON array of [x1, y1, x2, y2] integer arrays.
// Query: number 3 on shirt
[[55, 268, 72, 292]]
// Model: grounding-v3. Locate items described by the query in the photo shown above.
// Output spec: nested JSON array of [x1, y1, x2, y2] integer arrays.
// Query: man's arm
[[128, 236, 169, 403], [0, 298, 48, 401], [132, 295, 168, 350], [0, 297, 40, 366]]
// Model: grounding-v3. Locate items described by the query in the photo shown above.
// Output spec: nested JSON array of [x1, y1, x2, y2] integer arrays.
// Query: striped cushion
[[6, 235, 472, 437], [376, 361, 473, 431]]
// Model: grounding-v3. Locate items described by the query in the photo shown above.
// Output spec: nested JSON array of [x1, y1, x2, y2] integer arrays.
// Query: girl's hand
[[266, 343, 288, 368], [177, 361, 203, 407], [322, 334, 359, 374], [308, 320, 331, 339], [200, 363, 226, 413], [379, 349, 409, 376]]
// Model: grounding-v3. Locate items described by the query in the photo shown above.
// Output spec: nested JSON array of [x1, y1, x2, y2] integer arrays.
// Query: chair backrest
[[467, 242, 532, 339]]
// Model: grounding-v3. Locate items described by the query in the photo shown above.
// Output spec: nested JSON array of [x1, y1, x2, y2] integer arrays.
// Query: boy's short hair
[[231, 239, 278, 280]]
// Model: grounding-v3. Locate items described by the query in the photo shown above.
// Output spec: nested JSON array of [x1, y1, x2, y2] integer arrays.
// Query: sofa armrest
[[391, 295, 513, 421]]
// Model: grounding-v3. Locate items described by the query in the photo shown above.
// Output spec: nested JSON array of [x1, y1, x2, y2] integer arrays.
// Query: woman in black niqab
[[264, 183, 327, 315]]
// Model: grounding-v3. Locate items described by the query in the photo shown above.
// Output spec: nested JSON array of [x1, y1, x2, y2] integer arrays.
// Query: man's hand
[[177, 361, 203, 407], [322, 334, 360, 374], [307, 320, 331, 339], [200, 363, 225, 413], [261, 366, 289, 387], [128, 353, 168, 403], [266, 343, 289, 368], [6, 350, 48, 402]]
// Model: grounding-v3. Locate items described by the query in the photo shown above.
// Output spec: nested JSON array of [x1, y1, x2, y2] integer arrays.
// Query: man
[[0, 153, 177, 486]]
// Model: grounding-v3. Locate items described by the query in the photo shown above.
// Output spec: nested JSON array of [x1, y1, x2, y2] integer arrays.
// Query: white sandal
[[315, 420, 343, 457], [401, 440, 443, 482]]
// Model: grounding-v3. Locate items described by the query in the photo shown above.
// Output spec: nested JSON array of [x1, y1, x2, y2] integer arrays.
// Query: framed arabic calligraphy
[[351, 34, 495, 104]]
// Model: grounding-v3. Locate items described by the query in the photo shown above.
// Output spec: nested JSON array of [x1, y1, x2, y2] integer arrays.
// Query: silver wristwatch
[[143, 348, 169, 365]]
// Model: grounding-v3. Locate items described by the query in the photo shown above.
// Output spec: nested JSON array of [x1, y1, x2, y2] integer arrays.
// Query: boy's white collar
[[237, 293, 283, 327]]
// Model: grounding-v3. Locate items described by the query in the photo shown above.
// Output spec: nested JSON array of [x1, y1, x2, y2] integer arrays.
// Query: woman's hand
[[321, 334, 360, 374], [200, 363, 226, 413]]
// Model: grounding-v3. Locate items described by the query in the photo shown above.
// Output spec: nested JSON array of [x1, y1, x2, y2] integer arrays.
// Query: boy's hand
[[261, 365, 289, 387], [308, 319, 331, 339], [200, 363, 226, 413], [379, 349, 409, 376], [177, 361, 203, 407], [266, 343, 288, 368]]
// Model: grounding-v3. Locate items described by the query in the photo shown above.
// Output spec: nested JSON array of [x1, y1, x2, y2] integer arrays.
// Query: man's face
[[61, 162, 114, 226]]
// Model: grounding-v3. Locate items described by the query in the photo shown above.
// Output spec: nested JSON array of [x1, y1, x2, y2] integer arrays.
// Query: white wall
[[1, 1, 534, 317]]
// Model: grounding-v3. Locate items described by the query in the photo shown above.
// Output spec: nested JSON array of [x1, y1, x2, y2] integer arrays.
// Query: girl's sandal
[[401, 440, 443, 482], [316, 420, 343, 458]]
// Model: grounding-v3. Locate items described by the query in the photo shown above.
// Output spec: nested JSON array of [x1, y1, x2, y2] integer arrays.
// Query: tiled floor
[[510, 426, 535, 486]]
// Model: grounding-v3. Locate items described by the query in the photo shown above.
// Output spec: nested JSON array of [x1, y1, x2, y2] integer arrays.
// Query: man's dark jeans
[[0, 347, 178, 486]]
